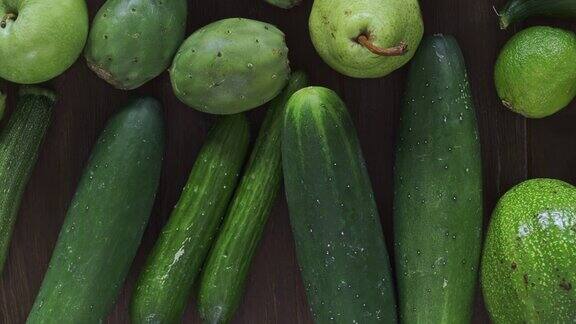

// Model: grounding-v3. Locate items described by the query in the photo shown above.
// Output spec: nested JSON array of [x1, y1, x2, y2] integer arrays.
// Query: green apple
[[309, 0, 424, 78], [0, 0, 89, 84]]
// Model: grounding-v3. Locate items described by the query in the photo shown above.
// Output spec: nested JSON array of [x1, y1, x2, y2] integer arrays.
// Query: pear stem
[[1, 13, 17, 28], [357, 35, 408, 56]]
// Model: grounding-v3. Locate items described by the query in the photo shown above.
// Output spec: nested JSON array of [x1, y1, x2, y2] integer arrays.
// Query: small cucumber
[[283, 86, 397, 323], [498, 0, 576, 29], [131, 115, 250, 324], [265, 0, 302, 9], [394, 35, 483, 323], [198, 72, 308, 324], [27, 98, 165, 323], [0, 87, 55, 273]]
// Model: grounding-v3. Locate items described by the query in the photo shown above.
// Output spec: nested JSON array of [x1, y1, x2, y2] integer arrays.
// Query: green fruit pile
[[0, 0, 427, 113], [1, 0, 576, 323]]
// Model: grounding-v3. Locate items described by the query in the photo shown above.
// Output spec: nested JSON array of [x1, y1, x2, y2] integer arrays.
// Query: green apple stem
[[1, 13, 17, 28], [357, 35, 408, 56]]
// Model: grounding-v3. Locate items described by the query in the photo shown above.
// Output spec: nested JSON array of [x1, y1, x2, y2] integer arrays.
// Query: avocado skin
[[482, 179, 576, 323]]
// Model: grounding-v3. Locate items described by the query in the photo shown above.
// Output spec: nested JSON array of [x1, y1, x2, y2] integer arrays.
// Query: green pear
[[309, 0, 424, 78], [0, 0, 88, 84]]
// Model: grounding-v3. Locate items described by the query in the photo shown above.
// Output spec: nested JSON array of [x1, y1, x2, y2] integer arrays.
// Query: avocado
[[482, 178, 576, 323], [494, 26, 576, 118]]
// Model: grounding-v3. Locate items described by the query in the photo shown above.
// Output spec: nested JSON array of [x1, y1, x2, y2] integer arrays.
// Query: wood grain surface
[[1, 0, 575, 323]]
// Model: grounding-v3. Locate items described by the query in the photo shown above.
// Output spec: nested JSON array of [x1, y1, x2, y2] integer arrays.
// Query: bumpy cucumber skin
[[394, 35, 483, 324], [499, 0, 576, 29], [283, 87, 397, 323], [170, 18, 291, 115], [482, 179, 576, 323], [265, 0, 302, 9], [198, 72, 308, 324], [0, 87, 55, 273], [131, 115, 250, 324], [85, 0, 187, 90], [27, 98, 165, 324]]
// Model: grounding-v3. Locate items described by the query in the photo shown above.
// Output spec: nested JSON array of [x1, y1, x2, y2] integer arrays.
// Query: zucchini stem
[[357, 35, 408, 56]]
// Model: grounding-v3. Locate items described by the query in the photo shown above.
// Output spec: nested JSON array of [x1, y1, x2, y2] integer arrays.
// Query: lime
[[495, 26, 576, 118]]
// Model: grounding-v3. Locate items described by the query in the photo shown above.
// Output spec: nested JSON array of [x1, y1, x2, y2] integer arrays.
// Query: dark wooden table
[[1, 0, 575, 323]]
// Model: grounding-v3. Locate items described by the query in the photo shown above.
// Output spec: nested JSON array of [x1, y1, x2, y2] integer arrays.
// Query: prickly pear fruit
[[85, 0, 187, 90], [170, 18, 291, 115], [265, 0, 302, 9]]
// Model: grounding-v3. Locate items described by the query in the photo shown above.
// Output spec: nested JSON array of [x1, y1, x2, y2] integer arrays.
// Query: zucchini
[[282, 86, 397, 323], [27, 98, 165, 324], [265, 0, 302, 9], [498, 0, 576, 29], [198, 71, 308, 324], [131, 115, 250, 324], [0, 87, 55, 273], [394, 35, 483, 323]]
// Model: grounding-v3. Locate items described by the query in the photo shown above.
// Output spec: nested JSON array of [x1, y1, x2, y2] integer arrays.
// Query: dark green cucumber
[[27, 98, 165, 324], [0, 87, 54, 273], [131, 115, 250, 324], [394, 35, 483, 324], [498, 0, 576, 29], [265, 0, 302, 9], [198, 72, 308, 324], [283, 86, 397, 323]]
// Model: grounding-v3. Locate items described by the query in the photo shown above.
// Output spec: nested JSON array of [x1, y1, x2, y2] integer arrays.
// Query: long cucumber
[[0, 87, 55, 273], [283, 86, 397, 323], [131, 115, 250, 324], [198, 71, 308, 324], [27, 98, 165, 323], [394, 35, 483, 323]]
